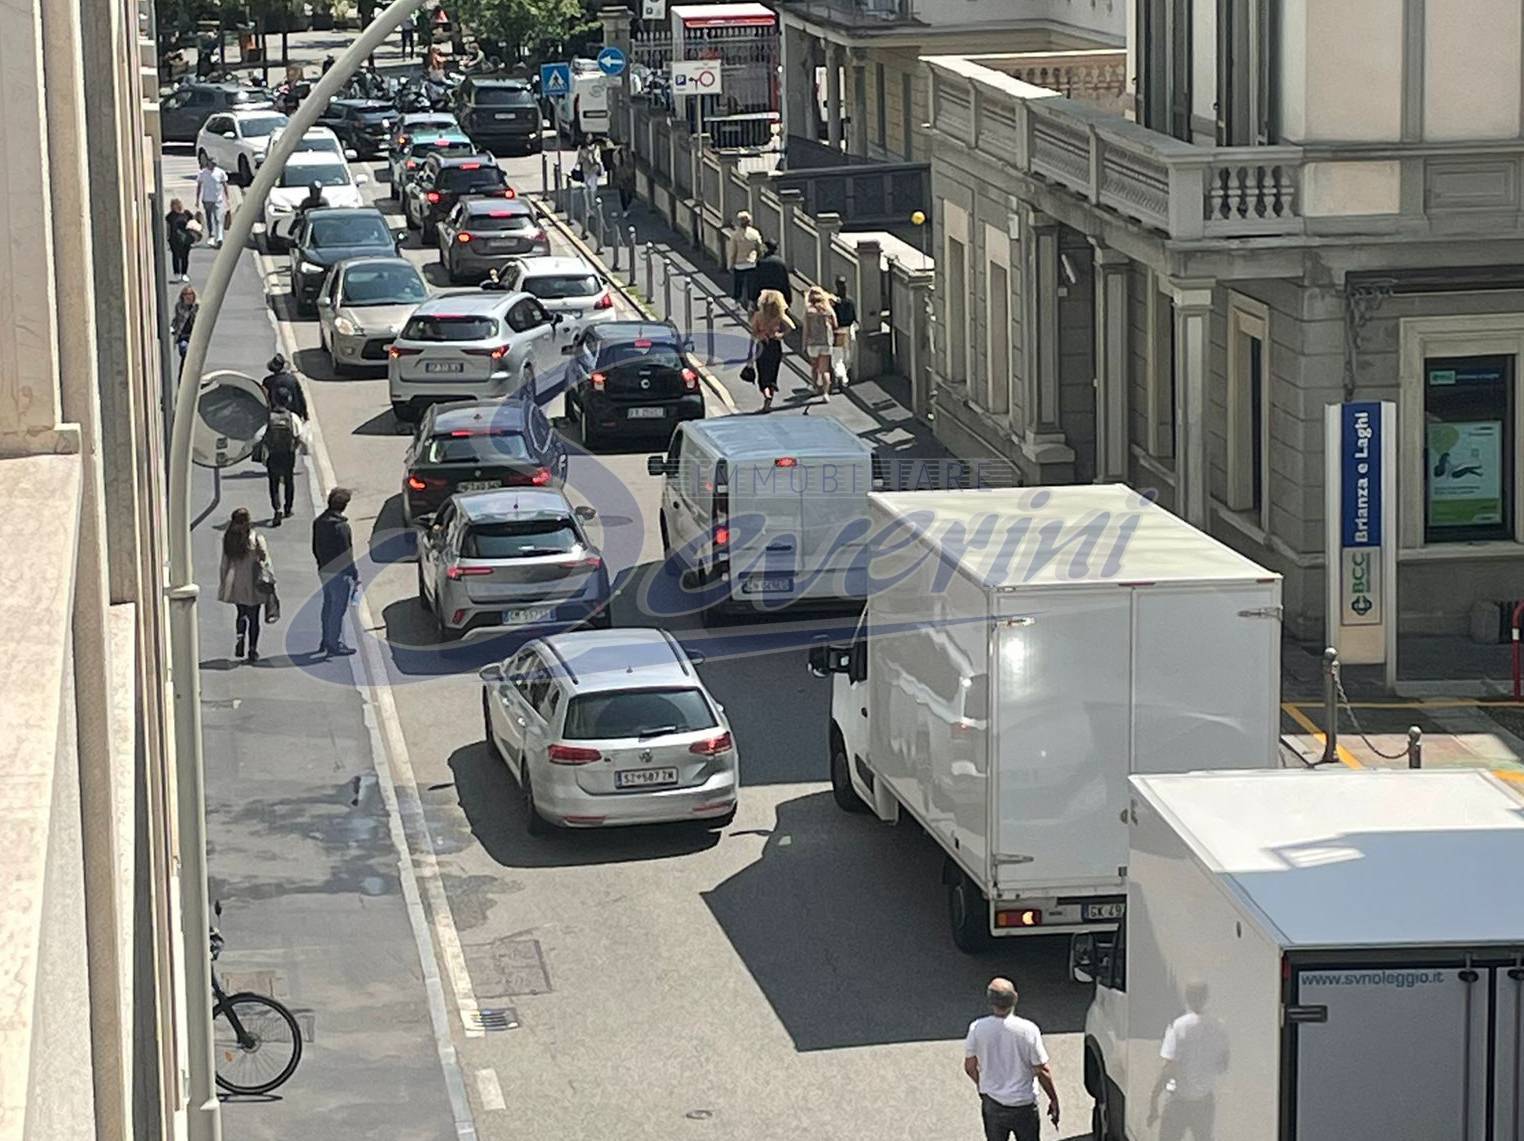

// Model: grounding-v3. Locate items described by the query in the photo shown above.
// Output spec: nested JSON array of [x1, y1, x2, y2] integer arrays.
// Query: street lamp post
[[165, 2, 426, 1137]]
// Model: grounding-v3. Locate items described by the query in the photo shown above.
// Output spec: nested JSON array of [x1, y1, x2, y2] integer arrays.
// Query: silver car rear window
[[402, 314, 498, 341], [561, 688, 716, 741]]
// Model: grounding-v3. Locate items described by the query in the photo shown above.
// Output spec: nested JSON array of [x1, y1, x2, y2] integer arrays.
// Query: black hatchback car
[[401, 397, 569, 525], [318, 99, 399, 159], [454, 78, 543, 155], [402, 153, 513, 240], [160, 82, 275, 142], [561, 321, 704, 449], [286, 207, 401, 314]]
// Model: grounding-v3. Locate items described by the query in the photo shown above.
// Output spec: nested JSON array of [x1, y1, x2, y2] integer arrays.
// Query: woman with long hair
[[803, 285, 838, 400], [171, 285, 198, 374], [750, 288, 795, 412], [218, 507, 270, 663]]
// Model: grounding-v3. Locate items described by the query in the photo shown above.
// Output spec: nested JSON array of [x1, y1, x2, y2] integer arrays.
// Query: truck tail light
[[689, 731, 733, 756], [548, 743, 602, 764], [592, 291, 613, 310], [590, 371, 606, 390], [445, 565, 493, 580], [995, 908, 1043, 929], [682, 367, 699, 392]]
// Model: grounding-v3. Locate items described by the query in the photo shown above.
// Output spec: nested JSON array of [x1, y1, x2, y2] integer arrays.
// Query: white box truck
[[1076, 769, 1524, 1141], [807, 486, 1282, 951]]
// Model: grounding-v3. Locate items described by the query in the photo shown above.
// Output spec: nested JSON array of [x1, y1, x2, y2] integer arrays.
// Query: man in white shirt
[[195, 154, 229, 247], [1148, 982, 1228, 1141], [963, 977, 1060, 1141]]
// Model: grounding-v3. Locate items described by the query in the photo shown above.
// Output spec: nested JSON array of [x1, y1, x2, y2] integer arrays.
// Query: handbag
[[185, 216, 203, 238], [254, 548, 281, 623]]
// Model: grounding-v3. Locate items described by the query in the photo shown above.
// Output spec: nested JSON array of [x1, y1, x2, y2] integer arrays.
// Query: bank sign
[[1325, 401, 1396, 674]]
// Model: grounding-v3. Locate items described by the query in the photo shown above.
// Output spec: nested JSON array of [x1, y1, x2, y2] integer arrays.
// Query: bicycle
[[210, 907, 303, 1096]]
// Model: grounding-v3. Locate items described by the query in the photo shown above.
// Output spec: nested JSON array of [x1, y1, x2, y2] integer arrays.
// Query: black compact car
[[561, 321, 704, 449], [401, 397, 569, 525], [318, 99, 399, 159], [454, 78, 543, 155], [160, 82, 274, 142], [402, 153, 513, 240], [287, 207, 401, 314]]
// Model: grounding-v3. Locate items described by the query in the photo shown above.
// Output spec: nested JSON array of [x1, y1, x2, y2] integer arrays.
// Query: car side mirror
[[478, 663, 504, 684], [316, 296, 332, 310], [560, 343, 576, 355], [807, 643, 853, 678], [354, 173, 370, 186], [1069, 933, 1096, 985], [393, 228, 407, 244], [573, 505, 596, 521], [548, 313, 562, 327], [345, 147, 359, 160], [221, 130, 236, 138]]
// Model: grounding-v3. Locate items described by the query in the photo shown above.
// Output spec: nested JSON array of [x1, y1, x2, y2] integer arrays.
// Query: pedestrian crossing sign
[[540, 63, 571, 99]]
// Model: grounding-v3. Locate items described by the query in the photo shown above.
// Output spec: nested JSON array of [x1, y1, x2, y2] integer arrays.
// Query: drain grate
[[469, 1008, 520, 1033]]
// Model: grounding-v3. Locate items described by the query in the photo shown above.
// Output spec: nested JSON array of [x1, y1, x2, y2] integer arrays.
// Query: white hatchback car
[[195, 109, 289, 185], [387, 290, 563, 422], [480, 627, 739, 834], [496, 255, 615, 342]]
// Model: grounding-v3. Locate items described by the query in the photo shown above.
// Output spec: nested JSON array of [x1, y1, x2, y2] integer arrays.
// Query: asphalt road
[[172, 115, 1095, 1140]]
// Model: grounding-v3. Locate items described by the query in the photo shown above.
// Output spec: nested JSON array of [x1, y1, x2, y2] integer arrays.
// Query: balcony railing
[[965, 51, 1128, 114], [774, 0, 918, 27]]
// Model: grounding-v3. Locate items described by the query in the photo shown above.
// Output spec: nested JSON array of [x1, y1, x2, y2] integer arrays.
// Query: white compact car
[[260, 125, 352, 169], [479, 627, 739, 834], [195, 109, 290, 185], [262, 152, 368, 244], [496, 255, 615, 342], [387, 290, 562, 422]]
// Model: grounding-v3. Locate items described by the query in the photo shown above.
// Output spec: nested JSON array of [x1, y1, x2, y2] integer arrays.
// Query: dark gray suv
[[161, 82, 274, 143]]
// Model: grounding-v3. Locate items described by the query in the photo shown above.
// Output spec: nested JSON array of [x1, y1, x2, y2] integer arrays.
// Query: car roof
[[333, 98, 392, 111], [272, 124, 339, 139], [285, 150, 349, 166], [411, 290, 522, 315], [512, 256, 595, 277], [469, 77, 532, 89], [426, 399, 528, 434], [402, 111, 457, 122], [462, 196, 531, 214], [537, 628, 697, 691], [453, 487, 569, 520], [688, 414, 870, 460], [588, 320, 682, 344], [335, 254, 420, 275], [226, 107, 285, 120], [429, 152, 499, 168], [409, 131, 472, 145], [304, 206, 386, 221]]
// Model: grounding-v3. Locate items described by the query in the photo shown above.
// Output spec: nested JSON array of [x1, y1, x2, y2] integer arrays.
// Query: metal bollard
[[662, 257, 672, 318], [608, 212, 620, 269], [1319, 647, 1340, 765], [683, 278, 693, 335], [540, 147, 548, 198], [627, 228, 638, 288], [553, 153, 564, 211], [704, 295, 715, 362], [644, 242, 654, 299], [1407, 726, 1423, 769]]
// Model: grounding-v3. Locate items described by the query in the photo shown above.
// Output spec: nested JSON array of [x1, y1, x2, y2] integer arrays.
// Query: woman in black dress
[[750, 288, 794, 412]]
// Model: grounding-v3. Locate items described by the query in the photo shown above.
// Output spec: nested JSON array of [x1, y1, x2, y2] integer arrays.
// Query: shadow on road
[[703, 790, 1092, 1051], [444, 741, 722, 869]]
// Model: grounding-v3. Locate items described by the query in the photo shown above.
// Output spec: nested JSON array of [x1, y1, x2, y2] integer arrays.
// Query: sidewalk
[[177, 239, 462, 1138]]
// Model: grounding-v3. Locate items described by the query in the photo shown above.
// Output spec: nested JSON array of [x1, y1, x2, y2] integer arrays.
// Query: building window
[[1144, 274, 1176, 462], [875, 63, 887, 146], [1226, 295, 1269, 521], [1139, 0, 1192, 140], [1424, 355, 1514, 543], [946, 236, 968, 381], [901, 71, 915, 160], [1217, 0, 1277, 144], [988, 260, 1011, 414]]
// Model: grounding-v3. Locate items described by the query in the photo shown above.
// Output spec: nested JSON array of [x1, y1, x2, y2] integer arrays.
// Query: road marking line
[[474, 1068, 506, 1112], [1280, 701, 1363, 769], [256, 258, 483, 1141]]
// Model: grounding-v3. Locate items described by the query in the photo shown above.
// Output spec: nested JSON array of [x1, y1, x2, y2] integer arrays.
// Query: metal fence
[[629, 22, 780, 150]]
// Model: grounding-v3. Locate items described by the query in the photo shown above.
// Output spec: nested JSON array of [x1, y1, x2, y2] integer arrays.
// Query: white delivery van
[[648, 415, 875, 620], [808, 485, 1282, 951], [556, 63, 609, 142], [1077, 769, 1524, 1141]]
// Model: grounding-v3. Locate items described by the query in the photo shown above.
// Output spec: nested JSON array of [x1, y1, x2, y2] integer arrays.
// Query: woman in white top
[[575, 140, 602, 219], [727, 210, 764, 305]]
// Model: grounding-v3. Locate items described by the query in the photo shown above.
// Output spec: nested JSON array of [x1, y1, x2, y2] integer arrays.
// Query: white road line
[[254, 248, 484, 1141], [474, 1068, 507, 1112]]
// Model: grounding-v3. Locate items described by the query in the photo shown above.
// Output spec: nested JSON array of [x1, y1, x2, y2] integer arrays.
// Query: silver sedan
[[315, 256, 429, 375]]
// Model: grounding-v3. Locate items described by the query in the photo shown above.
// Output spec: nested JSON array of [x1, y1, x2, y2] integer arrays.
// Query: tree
[[451, 0, 597, 62]]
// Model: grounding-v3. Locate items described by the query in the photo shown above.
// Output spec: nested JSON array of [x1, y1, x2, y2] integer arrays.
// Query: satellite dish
[[192, 369, 269, 469]]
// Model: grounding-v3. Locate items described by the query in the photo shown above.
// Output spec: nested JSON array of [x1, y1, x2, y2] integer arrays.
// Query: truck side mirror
[[646, 454, 669, 477], [808, 643, 852, 677], [478, 663, 504, 684], [1069, 933, 1096, 985]]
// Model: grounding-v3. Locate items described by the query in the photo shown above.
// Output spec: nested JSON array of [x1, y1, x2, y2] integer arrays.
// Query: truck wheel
[[830, 741, 867, 814], [948, 871, 992, 954]]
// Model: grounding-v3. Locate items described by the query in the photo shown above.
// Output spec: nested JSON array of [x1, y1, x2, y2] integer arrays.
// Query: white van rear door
[[729, 460, 802, 598], [798, 455, 872, 581]]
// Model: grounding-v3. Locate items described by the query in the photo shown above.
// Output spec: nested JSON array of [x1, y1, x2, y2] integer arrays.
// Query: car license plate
[[741, 576, 793, 594], [615, 767, 679, 789], [627, 406, 666, 419], [494, 112, 517, 120], [1082, 902, 1125, 922], [501, 606, 555, 625], [458, 479, 499, 491], [424, 361, 464, 373]]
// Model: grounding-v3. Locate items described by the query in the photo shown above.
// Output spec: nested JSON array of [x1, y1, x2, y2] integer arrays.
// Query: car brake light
[[503, 187, 516, 199], [461, 162, 481, 169], [682, 367, 699, 392], [488, 209, 512, 217], [530, 467, 551, 486], [405, 474, 444, 491], [457, 232, 473, 243], [590, 371, 606, 390], [562, 555, 602, 569], [398, 134, 410, 147], [775, 456, 798, 468], [548, 743, 602, 764], [406, 159, 418, 169], [593, 292, 613, 310], [389, 346, 422, 359], [445, 564, 494, 580], [633, 339, 653, 348], [425, 190, 441, 203], [525, 227, 545, 241], [712, 525, 729, 547], [995, 908, 1043, 929], [689, 731, 733, 756]]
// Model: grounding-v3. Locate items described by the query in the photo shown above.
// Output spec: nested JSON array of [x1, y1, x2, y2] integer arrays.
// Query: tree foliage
[[451, 0, 597, 62]]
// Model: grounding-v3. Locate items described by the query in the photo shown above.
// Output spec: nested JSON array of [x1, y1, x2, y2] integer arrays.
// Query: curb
[[529, 195, 739, 415]]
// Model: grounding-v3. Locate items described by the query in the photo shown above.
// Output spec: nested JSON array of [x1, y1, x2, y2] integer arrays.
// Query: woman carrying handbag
[[750, 288, 794, 412], [218, 508, 277, 662]]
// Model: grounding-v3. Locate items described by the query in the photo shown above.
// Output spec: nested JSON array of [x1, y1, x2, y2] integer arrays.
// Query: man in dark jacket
[[750, 240, 792, 304], [312, 486, 358, 657], [262, 354, 309, 419]]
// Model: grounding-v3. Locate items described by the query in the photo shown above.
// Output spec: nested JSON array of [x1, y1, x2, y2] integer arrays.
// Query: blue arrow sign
[[596, 46, 626, 78], [539, 62, 571, 98]]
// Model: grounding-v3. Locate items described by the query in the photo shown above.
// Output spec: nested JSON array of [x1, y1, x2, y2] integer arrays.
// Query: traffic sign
[[671, 59, 722, 96], [596, 46, 626, 78], [539, 62, 571, 99], [641, 0, 665, 16]]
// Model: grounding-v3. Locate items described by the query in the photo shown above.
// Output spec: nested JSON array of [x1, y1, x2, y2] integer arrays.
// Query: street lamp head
[[910, 210, 926, 226]]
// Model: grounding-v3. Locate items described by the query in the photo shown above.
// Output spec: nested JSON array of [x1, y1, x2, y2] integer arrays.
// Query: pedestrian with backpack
[[263, 392, 304, 526]]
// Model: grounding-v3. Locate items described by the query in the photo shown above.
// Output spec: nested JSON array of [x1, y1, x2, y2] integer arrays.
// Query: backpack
[[265, 409, 297, 455]]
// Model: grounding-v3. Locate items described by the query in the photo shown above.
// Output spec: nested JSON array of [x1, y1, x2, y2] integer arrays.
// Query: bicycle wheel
[[214, 992, 303, 1095]]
